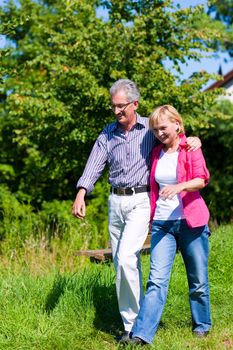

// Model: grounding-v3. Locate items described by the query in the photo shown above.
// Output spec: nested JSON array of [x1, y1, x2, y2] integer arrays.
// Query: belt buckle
[[118, 188, 126, 195]]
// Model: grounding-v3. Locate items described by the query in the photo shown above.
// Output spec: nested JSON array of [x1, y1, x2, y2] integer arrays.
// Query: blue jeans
[[132, 219, 211, 344]]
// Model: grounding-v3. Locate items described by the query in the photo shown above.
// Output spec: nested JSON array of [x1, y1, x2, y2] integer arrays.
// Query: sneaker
[[125, 336, 147, 346], [193, 330, 209, 338], [117, 331, 132, 343]]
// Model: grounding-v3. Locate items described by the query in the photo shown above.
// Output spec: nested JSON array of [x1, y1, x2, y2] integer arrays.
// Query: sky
[[0, 0, 232, 83]]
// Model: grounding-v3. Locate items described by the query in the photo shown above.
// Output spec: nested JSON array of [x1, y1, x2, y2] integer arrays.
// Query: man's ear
[[133, 100, 139, 109]]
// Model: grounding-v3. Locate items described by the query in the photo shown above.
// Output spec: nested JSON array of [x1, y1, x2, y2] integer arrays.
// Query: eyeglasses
[[109, 101, 134, 111]]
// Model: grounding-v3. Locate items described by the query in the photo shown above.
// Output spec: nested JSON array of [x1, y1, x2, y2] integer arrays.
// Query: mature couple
[[72, 79, 211, 346]]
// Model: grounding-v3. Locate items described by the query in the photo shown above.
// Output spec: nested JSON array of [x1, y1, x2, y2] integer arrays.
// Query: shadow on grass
[[43, 266, 122, 335], [92, 281, 122, 334], [44, 274, 68, 314]]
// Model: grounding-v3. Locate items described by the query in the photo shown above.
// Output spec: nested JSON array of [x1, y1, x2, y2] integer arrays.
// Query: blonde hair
[[149, 105, 185, 134]]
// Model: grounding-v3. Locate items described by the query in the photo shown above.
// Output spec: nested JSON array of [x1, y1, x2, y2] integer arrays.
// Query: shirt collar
[[111, 113, 146, 132]]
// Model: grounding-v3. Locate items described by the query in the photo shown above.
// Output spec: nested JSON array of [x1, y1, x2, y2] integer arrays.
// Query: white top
[[153, 149, 184, 220]]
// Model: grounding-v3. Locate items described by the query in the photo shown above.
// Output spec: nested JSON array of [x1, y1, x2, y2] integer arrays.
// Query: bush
[[0, 185, 106, 252], [202, 100, 233, 223], [0, 185, 37, 248]]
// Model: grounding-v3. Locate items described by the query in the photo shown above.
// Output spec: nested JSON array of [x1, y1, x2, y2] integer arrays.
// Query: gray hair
[[110, 79, 140, 102]]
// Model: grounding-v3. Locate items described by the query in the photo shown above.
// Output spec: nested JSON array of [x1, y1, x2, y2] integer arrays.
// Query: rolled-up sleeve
[[76, 132, 108, 193], [191, 149, 210, 185]]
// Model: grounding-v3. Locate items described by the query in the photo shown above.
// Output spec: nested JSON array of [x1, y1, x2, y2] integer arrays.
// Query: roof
[[205, 69, 233, 91]]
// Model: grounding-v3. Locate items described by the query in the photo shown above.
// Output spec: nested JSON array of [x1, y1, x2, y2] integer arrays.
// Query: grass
[[0, 224, 232, 349]]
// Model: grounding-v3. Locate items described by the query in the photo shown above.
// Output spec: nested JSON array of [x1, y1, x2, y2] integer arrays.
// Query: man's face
[[111, 90, 138, 127]]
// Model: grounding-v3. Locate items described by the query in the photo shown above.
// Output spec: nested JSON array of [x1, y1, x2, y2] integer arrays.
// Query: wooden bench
[[76, 234, 151, 263]]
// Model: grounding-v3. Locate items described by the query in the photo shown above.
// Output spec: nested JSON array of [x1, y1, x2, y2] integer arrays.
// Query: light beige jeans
[[108, 191, 150, 332]]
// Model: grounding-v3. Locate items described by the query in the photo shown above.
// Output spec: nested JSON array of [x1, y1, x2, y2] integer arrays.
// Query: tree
[[202, 99, 233, 222], [208, 0, 233, 25], [207, 0, 233, 56], [0, 0, 225, 207]]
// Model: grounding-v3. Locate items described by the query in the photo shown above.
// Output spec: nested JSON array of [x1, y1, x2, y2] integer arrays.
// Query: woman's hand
[[159, 184, 184, 200], [160, 178, 205, 200]]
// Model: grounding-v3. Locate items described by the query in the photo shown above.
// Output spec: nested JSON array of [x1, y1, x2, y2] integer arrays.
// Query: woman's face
[[152, 114, 180, 146]]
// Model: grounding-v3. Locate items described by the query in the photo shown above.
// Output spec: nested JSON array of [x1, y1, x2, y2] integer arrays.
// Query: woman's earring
[[176, 128, 180, 134]]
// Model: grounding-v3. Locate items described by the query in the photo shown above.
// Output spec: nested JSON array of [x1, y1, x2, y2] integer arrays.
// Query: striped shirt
[[76, 114, 157, 193]]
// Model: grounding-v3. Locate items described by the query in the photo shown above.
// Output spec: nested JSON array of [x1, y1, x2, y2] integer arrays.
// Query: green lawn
[[0, 224, 232, 349]]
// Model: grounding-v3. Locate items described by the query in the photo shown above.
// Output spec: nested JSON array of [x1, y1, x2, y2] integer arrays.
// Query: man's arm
[[72, 133, 108, 219], [76, 135, 108, 193]]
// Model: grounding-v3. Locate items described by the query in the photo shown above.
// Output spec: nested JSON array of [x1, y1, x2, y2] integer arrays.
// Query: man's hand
[[186, 136, 202, 152], [72, 188, 87, 219]]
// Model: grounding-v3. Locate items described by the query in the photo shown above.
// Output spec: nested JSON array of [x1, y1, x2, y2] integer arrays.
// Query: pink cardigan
[[150, 134, 210, 228]]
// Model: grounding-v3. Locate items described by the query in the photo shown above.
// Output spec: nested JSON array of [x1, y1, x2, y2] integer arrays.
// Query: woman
[[128, 105, 212, 345]]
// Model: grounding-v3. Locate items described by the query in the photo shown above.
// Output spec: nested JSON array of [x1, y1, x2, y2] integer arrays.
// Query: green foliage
[[200, 99, 233, 223], [0, 184, 36, 246], [0, 185, 104, 251], [207, 0, 233, 56], [208, 0, 233, 25], [0, 0, 225, 207]]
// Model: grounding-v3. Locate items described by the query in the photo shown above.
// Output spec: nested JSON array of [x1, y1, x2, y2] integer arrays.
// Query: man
[[72, 79, 201, 341]]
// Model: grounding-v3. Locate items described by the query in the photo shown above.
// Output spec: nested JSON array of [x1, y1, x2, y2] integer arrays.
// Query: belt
[[111, 185, 150, 196]]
